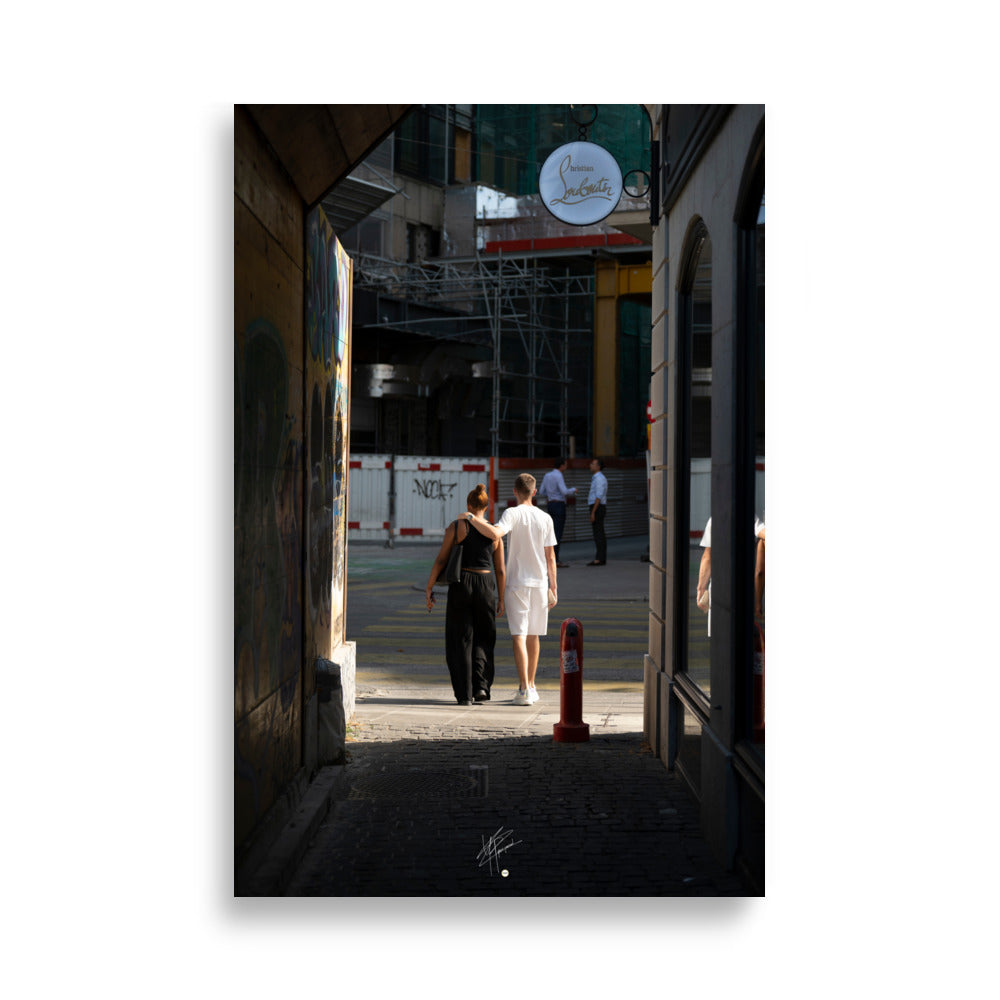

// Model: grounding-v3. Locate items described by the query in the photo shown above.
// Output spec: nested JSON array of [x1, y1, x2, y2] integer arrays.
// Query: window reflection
[[752, 191, 765, 748], [683, 229, 712, 699]]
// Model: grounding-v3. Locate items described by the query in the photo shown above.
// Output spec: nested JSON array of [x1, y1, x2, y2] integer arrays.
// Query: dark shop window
[[678, 222, 713, 701]]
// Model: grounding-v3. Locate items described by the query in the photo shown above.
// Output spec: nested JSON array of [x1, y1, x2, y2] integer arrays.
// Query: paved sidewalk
[[270, 683, 752, 897]]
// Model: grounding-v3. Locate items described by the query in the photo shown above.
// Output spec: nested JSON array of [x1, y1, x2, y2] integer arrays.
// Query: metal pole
[[492, 250, 501, 461], [561, 265, 570, 458], [528, 260, 537, 458], [386, 454, 396, 548]]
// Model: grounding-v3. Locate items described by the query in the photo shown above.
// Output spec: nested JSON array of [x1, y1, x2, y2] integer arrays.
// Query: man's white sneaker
[[512, 689, 530, 706], [527, 686, 539, 704]]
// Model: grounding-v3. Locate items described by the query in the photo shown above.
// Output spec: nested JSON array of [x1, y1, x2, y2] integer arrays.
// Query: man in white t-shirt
[[462, 473, 557, 705]]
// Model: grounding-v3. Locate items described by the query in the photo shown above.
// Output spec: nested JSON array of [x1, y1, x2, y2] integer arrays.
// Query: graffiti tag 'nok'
[[413, 479, 458, 501]]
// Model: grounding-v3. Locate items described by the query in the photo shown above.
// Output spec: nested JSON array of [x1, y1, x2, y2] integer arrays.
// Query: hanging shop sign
[[538, 141, 623, 226]]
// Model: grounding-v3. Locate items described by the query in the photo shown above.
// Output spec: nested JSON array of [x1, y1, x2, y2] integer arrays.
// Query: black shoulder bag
[[444, 519, 464, 583]]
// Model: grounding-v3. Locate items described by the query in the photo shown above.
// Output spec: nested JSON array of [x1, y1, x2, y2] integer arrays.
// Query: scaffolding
[[353, 251, 594, 458]]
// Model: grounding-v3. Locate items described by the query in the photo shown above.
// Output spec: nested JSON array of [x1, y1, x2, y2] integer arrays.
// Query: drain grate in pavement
[[349, 766, 487, 800]]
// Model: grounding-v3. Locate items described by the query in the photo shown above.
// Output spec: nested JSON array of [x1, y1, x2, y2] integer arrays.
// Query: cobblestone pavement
[[279, 534, 756, 897], [283, 692, 753, 897]]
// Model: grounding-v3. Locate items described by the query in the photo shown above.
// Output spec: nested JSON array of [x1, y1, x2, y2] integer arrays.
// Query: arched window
[[677, 219, 713, 702]]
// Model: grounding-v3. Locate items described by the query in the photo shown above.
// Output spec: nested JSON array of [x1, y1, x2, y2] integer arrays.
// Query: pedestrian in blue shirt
[[587, 458, 608, 565], [539, 458, 576, 567]]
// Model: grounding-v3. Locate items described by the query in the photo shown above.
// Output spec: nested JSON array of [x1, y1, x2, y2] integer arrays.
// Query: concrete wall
[[234, 106, 308, 854], [388, 176, 446, 260]]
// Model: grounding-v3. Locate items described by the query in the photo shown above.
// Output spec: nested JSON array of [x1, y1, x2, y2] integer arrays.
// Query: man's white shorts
[[506, 585, 550, 637]]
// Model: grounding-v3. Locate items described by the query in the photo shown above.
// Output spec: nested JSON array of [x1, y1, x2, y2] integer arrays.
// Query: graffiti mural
[[412, 478, 459, 501], [305, 206, 352, 652]]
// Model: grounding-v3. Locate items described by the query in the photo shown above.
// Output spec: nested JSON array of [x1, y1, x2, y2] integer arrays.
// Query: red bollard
[[753, 622, 765, 744], [554, 617, 590, 743]]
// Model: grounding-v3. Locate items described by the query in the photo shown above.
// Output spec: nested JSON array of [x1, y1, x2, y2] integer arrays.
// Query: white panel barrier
[[348, 455, 490, 544], [346, 455, 393, 541]]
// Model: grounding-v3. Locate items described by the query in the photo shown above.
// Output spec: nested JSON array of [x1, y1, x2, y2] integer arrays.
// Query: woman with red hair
[[426, 483, 506, 704]]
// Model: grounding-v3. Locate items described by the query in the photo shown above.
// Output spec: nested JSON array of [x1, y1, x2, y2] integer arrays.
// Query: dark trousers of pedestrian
[[548, 501, 566, 560], [592, 504, 607, 563], [445, 572, 496, 702]]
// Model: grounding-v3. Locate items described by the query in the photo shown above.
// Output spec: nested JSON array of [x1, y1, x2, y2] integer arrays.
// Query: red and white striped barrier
[[347, 455, 493, 543]]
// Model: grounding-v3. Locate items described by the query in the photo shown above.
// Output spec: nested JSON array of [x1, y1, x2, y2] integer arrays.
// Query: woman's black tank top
[[457, 519, 494, 571]]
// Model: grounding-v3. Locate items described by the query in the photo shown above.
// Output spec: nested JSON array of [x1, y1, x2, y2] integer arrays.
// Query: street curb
[[236, 765, 348, 897]]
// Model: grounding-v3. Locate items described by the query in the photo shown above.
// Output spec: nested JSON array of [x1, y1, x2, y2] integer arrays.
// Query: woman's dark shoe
[[474, 690, 489, 702]]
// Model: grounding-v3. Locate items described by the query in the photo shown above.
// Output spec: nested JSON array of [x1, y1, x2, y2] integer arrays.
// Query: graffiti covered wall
[[234, 107, 307, 852], [304, 205, 352, 669]]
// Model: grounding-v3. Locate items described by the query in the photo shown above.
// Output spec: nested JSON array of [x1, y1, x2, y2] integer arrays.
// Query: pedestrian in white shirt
[[586, 458, 608, 565], [539, 458, 576, 567]]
